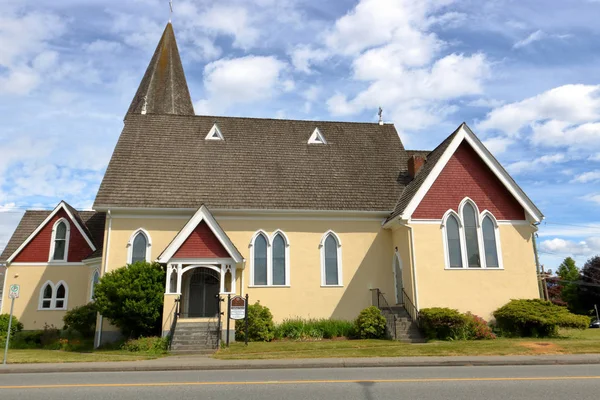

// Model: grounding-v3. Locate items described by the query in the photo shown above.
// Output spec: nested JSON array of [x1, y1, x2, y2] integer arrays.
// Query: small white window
[[205, 123, 224, 141], [39, 280, 69, 310], [320, 230, 342, 286], [308, 127, 327, 144], [127, 229, 152, 264], [49, 218, 70, 262], [90, 270, 100, 301]]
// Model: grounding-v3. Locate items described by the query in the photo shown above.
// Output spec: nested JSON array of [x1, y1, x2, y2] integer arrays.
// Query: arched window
[[445, 214, 463, 268], [252, 232, 268, 286], [39, 281, 68, 310], [462, 202, 481, 268], [271, 231, 290, 286], [482, 215, 500, 268], [90, 270, 100, 300], [128, 229, 151, 264], [50, 219, 70, 262], [320, 231, 342, 286]]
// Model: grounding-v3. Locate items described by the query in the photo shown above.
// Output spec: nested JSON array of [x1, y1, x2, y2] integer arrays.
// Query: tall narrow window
[[322, 232, 341, 286], [90, 270, 100, 300], [41, 283, 52, 309], [131, 233, 147, 264], [462, 203, 481, 268], [55, 283, 66, 309], [51, 220, 69, 261], [272, 233, 286, 285], [253, 234, 268, 285], [446, 215, 463, 268], [482, 216, 499, 268]]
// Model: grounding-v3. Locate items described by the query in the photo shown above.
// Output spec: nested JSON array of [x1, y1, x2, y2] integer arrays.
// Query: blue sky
[[1, 0, 600, 272]]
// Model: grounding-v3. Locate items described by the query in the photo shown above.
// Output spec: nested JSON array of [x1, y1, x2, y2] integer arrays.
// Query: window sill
[[248, 285, 291, 288], [444, 267, 504, 270], [37, 308, 67, 311], [321, 284, 344, 288]]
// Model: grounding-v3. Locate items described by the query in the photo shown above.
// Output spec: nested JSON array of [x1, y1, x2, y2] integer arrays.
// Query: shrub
[[63, 303, 97, 338], [10, 330, 44, 349], [0, 314, 23, 337], [40, 324, 61, 349], [354, 306, 387, 339], [493, 299, 589, 338], [275, 318, 354, 340], [235, 302, 275, 342], [419, 307, 467, 340], [93, 261, 165, 338], [464, 312, 496, 340], [121, 336, 169, 353]]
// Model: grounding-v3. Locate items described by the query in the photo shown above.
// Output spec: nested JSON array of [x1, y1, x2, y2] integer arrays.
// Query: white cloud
[[589, 154, 600, 161], [506, 153, 568, 175], [468, 98, 504, 108], [195, 56, 288, 114], [482, 136, 514, 154], [290, 45, 329, 74], [582, 194, 600, 205], [538, 223, 600, 238], [513, 30, 571, 49], [85, 40, 123, 53], [540, 237, 600, 257], [573, 170, 600, 183]]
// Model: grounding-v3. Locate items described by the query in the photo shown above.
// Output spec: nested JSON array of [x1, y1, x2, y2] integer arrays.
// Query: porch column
[[176, 263, 183, 294], [219, 263, 225, 293]]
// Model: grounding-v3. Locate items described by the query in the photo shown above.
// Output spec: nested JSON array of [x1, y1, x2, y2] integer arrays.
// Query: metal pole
[[245, 293, 249, 346], [226, 294, 231, 347], [595, 304, 599, 322], [541, 265, 549, 301], [3, 298, 15, 365]]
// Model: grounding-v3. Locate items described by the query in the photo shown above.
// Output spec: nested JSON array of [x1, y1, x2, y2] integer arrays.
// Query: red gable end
[[173, 221, 230, 258], [13, 209, 94, 262], [413, 142, 525, 220]]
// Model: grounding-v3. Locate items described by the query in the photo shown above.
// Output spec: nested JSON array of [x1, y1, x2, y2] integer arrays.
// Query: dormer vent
[[308, 127, 327, 144], [205, 124, 224, 141]]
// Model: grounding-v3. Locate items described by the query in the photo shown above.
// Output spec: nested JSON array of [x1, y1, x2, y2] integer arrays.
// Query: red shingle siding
[[173, 221, 230, 258], [12, 209, 94, 262], [413, 142, 525, 220]]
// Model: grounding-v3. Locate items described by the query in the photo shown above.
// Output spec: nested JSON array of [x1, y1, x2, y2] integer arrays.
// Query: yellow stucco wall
[[108, 216, 396, 323], [1, 264, 99, 330], [412, 222, 539, 320], [391, 225, 415, 305]]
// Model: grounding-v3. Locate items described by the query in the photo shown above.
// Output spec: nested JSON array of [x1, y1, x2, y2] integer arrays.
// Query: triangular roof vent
[[308, 127, 327, 144], [205, 124, 224, 141]]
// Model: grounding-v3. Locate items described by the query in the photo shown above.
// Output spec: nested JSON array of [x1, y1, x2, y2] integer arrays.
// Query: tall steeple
[[126, 23, 195, 117]]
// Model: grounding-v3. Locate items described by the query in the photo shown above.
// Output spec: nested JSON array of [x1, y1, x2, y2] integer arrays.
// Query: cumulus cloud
[[582, 194, 600, 205], [482, 136, 514, 154], [195, 56, 289, 114], [506, 153, 568, 175], [573, 171, 600, 183], [540, 237, 600, 257]]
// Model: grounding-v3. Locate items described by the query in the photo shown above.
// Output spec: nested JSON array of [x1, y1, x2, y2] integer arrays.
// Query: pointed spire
[[126, 23, 195, 118]]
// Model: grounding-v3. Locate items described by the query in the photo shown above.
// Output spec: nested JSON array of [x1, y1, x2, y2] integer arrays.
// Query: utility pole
[[541, 265, 550, 301]]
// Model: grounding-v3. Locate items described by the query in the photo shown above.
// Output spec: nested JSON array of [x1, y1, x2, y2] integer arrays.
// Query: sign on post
[[230, 296, 246, 320], [8, 284, 19, 299]]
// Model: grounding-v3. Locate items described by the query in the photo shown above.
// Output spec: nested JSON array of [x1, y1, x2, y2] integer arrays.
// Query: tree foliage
[[93, 261, 165, 338], [63, 303, 97, 338], [581, 256, 600, 314], [556, 257, 583, 312]]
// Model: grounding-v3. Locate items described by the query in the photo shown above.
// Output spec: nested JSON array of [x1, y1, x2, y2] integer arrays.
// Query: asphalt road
[[1, 364, 599, 399]]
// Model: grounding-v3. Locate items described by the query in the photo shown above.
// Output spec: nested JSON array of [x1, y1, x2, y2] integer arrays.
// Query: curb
[[2, 356, 600, 374]]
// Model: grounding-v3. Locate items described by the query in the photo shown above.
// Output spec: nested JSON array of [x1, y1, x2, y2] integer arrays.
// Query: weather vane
[[169, 0, 173, 22]]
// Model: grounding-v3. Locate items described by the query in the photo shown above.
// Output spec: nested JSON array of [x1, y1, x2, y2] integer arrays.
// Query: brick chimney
[[408, 155, 425, 179]]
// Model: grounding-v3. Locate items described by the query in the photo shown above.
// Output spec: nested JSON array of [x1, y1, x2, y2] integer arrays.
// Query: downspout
[[403, 222, 420, 310], [532, 222, 543, 299], [96, 209, 112, 348], [0, 262, 7, 315]]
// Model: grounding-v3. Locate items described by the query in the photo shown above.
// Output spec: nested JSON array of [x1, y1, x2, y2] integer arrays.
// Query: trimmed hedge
[[493, 299, 589, 337], [419, 307, 467, 340], [354, 306, 387, 339]]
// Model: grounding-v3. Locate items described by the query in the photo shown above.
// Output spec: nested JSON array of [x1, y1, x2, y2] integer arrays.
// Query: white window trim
[[441, 199, 504, 270], [38, 280, 69, 310], [249, 230, 291, 287], [220, 264, 237, 294], [127, 228, 152, 264], [205, 123, 224, 141], [90, 269, 100, 301], [319, 230, 343, 287], [308, 127, 327, 144], [48, 218, 70, 262]]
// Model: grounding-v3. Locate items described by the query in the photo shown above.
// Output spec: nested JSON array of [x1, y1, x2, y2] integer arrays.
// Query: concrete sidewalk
[[2, 354, 600, 374]]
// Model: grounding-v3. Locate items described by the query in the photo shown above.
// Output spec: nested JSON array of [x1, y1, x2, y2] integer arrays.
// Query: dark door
[[188, 268, 220, 317]]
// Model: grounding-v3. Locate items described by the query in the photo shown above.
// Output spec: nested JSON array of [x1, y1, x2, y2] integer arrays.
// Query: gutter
[[398, 220, 419, 310], [96, 210, 112, 349]]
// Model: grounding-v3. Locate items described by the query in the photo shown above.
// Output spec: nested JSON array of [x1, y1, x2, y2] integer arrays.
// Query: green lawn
[[3, 349, 164, 364], [214, 329, 600, 360]]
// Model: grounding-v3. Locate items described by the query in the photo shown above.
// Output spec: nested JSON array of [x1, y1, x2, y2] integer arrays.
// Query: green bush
[[235, 302, 275, 342], [0, 314, 23, 337], [275, 318, 354, 340], [93, 261, 165, 338], [464, 312, 496, 340], [419, 307, 467, 340], [354, 306, 387, 339], [9, 330, 44, 349], [493, 299, 590, 338], [121, 336, 169, 353], [40, 324, 61, 349], [63, 303, 97, 338]]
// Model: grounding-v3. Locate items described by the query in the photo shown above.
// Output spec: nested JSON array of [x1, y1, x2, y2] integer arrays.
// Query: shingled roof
[[0, 210, 106, 263], [126, 23, 194, 118], [94, 114, 410, 211]]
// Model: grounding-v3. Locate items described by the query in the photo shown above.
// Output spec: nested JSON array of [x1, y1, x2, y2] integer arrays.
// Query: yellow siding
[[412, 222, 539, 320]]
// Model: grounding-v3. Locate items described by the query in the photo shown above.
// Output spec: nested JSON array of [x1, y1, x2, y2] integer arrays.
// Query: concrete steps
[[380, 306, 426, 343], [170, 320, 220, 354]]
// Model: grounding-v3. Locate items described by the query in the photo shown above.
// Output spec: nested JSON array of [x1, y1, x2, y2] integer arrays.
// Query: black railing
[[402, 288, 419, 325], [216, 294, 223, 349], [370, 288, 397, 339], [168, 296, 180, 350]]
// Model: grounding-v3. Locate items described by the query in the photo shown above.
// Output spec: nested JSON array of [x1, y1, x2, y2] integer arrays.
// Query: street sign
[[230, 296, 246, 320], [8, 284, 19, 299]]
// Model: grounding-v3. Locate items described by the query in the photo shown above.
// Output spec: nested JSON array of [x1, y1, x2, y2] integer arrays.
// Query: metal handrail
[[168, 296, 180, 350], [401, 288, 419, 324], [370, 288, 397, 339]]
